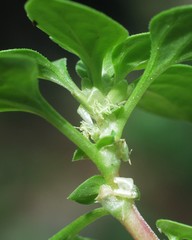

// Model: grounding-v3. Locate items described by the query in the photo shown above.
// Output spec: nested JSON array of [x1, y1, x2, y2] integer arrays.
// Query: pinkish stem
[[120, 204, 159, 240], [98, 184, 159, 240]]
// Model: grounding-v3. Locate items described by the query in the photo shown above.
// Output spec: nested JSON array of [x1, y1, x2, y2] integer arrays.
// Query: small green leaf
[[0, 49, 76, 92], [72, 148, 87, 161], [25, 0, 128, 89], [68, 175, 105, 204], [75, 60, 92, 89], [112, 33, 151, 81], [96, 135, 115, 149], [0, 55, 45, 114], [75, 60, 89, 79], [156, 219, 192, 240], [139, 65, 192, 122], [52, 58, 76, 89], [107, 80, 129, 104]]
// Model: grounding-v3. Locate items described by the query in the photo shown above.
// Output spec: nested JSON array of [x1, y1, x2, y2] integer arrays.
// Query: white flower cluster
[[97, 177, 139, 201]]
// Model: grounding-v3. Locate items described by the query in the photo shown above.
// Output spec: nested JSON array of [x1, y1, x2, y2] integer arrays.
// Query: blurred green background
[[0, 0, 192, 239]]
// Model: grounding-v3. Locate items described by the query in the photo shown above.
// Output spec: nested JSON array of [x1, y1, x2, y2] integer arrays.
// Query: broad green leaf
[[147, 5, 192, 77], [0, 56, 104, 169], [49, 208, 108, 240], [139, 65, 192, 122], [122, 6, 192, 125], [0, 55, 46, 114], [0, 49, 76, 92], [156, 219, 192, 240], [112, 33, 151, 81], [68, 175, 105, 204], [25, 0, 128, 89]]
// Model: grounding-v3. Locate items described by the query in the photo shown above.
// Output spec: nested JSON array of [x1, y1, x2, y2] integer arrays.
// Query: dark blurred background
[[0, 0, 192, 239]]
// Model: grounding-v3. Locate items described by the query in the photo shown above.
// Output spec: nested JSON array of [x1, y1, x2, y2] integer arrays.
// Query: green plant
[[0, 0, 192, 239]]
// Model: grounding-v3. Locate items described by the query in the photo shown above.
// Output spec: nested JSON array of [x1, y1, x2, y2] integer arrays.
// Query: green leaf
[[75, 60, 89, 79], [0, 55, 46, 114], [148, 5, 192, 77], [49, 208, 108, 240], [75, 60, 92, 89], [96, 135, 115, 149], [25, 0, 128, 89], [0, 55, 105, 172], [52, 58, 77, 90], [156, 219, 192, 240], [139, 64, 192, 122], [119, 5, 192, 127], [72, 148, 87, 161], [107, 80, 129, 104], [68, 175, 105, 204], [112, 33, 151, 81], [0, 49, 76, 92]]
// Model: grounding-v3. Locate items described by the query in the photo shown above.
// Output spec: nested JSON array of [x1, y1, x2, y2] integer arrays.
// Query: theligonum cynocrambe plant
[[0, 0, 192, 239]]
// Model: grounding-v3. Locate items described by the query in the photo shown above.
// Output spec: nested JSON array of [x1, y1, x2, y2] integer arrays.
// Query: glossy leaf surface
[[139, 65, 192, 122], [0, 55, 45, 114], [68, 175, 105, 204], [147, 5, 192, 77], [0, 54, 102, 168], [0, 49, 76, 92], [157, 219, 192, 240], [131, 5, 192, 120], [25, 0, 128, 88], [112, 33, 151, 81]]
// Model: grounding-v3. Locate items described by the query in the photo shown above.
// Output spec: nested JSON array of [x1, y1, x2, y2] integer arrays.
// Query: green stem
[[71, 89, 96, 118], [36, 98, 119, 181], [49, 208, 108, 240], [117, 68, 155, 137], [53, 62, 96, 117], [38, 99, 100, 166]]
